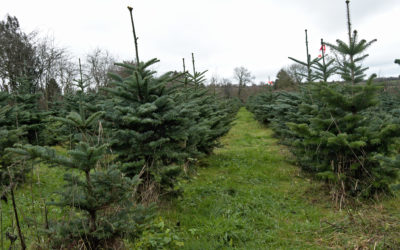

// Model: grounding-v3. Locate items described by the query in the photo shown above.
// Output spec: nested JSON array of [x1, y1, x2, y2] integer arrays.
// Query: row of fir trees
[[0, 7, 240, 249], [248, 0, 400, 205]]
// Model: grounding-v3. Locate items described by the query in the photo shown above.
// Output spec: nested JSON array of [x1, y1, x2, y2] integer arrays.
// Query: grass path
[[162, 108, 400, 249]]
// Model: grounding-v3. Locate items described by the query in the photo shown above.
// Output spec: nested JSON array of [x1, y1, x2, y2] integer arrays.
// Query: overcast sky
[[1, 0, 400, 83]]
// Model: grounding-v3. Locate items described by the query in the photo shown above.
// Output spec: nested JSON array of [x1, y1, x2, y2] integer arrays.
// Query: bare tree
[[219, 78, 233, 99], [209, 74, 219, 95], [34, 36, 68, 109], [286, 63, 307, 84], [233, 67, 254, 101], [54, 55, 77, 94], [85, 48, 116, 89]]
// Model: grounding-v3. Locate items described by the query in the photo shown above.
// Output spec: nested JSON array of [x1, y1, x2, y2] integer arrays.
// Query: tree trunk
[[10, 187, 26, 250]]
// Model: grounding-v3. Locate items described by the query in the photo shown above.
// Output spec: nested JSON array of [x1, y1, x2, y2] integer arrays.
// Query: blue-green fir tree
[[10, 66, 151, 249], [326, 0, 376, 84]]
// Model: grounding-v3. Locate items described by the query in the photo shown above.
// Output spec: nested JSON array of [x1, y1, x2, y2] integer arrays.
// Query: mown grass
[[161, 107, 400, 249]]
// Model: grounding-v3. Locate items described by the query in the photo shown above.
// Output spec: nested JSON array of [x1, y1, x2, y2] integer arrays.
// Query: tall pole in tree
[[9, 180, 26, 249], [288, 29, 319, 85], [1, 201, 3, 250], [320, 38, 327, 82], [128, 6, 140, 64], [182, 58, 188, 87], [305, 29, 312, 82], [192, 53, 198, 89], [346, 0, 352, 46], [191, 53, 196, 75], [345, 0, 355, 84], [78, 58, 85, 120]]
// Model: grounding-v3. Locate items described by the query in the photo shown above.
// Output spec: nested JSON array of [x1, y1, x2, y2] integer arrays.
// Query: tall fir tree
[[289, 29, 320, 83], [102, 6, 236, 199], [326, 0, 376, 84], [10, 80, 150, 248], [187, 53, 208, 90], [287, 76, 400, 198], [311, 39, 337, 82], [104, 58, 192, 181]]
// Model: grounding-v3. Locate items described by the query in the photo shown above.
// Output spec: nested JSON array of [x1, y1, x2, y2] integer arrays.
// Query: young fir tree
[[288, 29, 320, 83], [183, 53, 236, 155], [246, 89, 314, 145], [326, 0, 377, 84], [44, 59, 106, 146], [0, 92, 27, 188], [10, 64, 151, 248], [101, 8, 192, 186], [2, 77, 49, 146], [185, 88, 235, 155], [11, 118, 149, 248], [248, 1, 397, 201], [248, 76, 400, 199], [103, 58, 192, 195], [311, 39, 337, 82], [103, 7, 236, 198], [0, 91, 30, 249], [288, 76, 400, 198], [187, 53, 208, 90]]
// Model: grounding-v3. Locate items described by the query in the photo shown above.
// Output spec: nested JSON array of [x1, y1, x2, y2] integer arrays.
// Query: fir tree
[[103, 56, 235, 195], [248, 77, 400, 199], [102, 6, 236, 198], [100, 5, 189, 197], [185, 89, 235, 155], [187, 53, 208, 90], [288, 76, 400, 198], [180, 55, 236, 156], [274, 69, 296, 90], [326, 0, 377, 84], [10, 88, 150, 249], [311, 39, 337, 82], [289, 29, 320, 83], [103, 58, 194, 200], [0, 91, 28, 249]]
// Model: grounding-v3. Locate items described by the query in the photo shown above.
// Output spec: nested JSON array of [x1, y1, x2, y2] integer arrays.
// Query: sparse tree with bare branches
[[85, 48, 116, 90], [233, 66, 254, 102]]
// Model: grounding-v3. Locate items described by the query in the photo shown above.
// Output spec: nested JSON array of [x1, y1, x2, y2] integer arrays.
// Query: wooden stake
[[128, 6, 140, 64]]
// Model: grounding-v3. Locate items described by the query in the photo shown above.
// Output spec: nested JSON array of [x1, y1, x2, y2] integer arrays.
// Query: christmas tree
[[288, 29, 320, 83], [311, 39, 337, 82], [288, 76, 400, 198], [326, 0, 376, 84], [9, 62, 151, 248]]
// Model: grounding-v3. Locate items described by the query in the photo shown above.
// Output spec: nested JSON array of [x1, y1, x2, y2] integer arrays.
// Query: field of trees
[[1, 0, 400, 249]]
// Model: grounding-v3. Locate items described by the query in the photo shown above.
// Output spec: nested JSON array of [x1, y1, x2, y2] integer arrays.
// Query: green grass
[[1, 164, 65, 248], [161, 107, 400, 249], [1, 146, 72, 249]]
